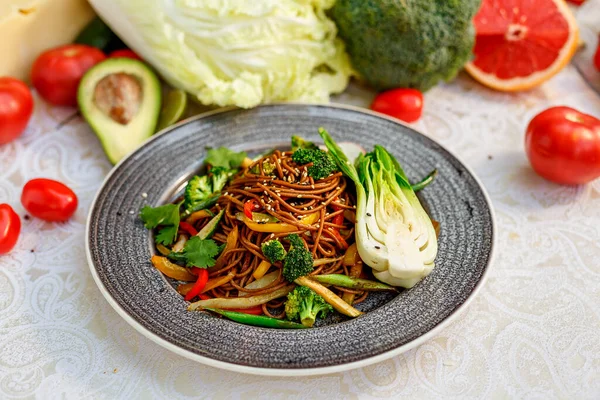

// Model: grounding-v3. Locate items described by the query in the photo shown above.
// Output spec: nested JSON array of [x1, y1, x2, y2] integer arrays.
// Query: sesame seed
[[367, 213, 372, 216], [375, 245, 381, 249], [141, 192, 148, 198], [336, 187, 341, 190], [128, 210, 135, 215], [311, 185, 315, 189], [297, 194, 303, 198]]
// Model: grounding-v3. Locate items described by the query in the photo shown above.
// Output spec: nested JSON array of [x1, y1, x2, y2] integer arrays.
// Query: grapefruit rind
[[465, 0, 579, 92]]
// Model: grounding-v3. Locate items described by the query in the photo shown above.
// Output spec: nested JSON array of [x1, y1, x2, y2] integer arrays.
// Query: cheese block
[[0, 0, 95, 82]]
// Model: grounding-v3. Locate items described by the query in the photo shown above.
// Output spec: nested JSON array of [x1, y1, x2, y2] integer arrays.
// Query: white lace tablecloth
[[1, 64, 600, 399]]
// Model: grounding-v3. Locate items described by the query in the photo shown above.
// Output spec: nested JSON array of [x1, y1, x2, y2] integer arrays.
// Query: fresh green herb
[[140, 203, 181, 245], [282, 234, 313, 282], [168, 236, 223, 268], [205, 147, 247, 169]]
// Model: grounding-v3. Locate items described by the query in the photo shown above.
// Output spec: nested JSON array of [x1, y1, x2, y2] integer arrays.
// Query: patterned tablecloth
[[1, 59, 600, 399]]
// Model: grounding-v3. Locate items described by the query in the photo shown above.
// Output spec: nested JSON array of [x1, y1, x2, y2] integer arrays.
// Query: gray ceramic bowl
[[86, 104, 495, 376]]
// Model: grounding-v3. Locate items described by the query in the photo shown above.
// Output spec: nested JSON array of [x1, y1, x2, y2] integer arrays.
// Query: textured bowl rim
[[85, 103, 496, 377]]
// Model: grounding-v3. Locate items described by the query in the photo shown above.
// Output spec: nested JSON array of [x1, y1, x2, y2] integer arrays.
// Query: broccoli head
[[292, 148, 338, 180], [209, 167, 234, 191], [291, 135, 318, 151], [331, 0, 481, 91], [285, 286, 333, 327], [250, 159, 276, 175], [261, 239, 287, 263], [282, 234, 313, 282], [184, 167, 234, 214]]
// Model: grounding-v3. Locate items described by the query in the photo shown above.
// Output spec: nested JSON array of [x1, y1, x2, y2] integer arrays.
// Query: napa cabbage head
[[88, 0, 353, 108]]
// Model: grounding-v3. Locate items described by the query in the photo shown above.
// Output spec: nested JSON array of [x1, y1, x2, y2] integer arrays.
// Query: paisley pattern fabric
[[1, 63, 599, 398]]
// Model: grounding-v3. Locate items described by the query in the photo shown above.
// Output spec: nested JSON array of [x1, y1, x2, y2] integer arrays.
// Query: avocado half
[[78, 58, 161, 164]]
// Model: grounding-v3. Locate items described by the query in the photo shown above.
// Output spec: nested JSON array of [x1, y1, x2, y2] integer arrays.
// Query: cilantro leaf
[[140, 202, 181, 246], [155, 226, 178, 246], [168, 236, 222, 268], [140, 203, 179, 229], [205, 147, 247, 169]]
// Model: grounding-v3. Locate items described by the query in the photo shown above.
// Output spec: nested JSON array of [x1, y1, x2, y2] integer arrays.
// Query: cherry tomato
[[525, 106, 600, 185], [0, 204, 21, 254], [0, 77, 34, 145], [31, 44, 106, 106], [594, 35, 600, 72], [108, 49, 142, 60], [21, 179, 78, 222], [566, 0, 585, 4], [371, 88, 424, 123]]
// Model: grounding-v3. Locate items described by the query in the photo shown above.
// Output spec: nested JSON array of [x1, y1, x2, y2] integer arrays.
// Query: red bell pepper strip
[[243, 199, 260, 219], [198, 293, 211, 300], [329, 228, 349, 249], [179, 221, 198, 236], [184, 268, 209, 301], [331, 201, 345, 225], [329, 201, 347, 247]]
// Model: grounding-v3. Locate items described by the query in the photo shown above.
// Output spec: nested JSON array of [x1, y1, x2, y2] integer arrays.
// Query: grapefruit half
[[465, 0, 579, 91]]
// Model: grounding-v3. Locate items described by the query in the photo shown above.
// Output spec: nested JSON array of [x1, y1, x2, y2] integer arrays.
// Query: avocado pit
[[93, 73, 142, 124]]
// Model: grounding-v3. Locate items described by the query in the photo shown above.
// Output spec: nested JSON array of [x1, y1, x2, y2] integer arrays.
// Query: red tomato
[[594, 35, 600, 72], [108, 49, 142, 60], [0, 77, 34, 145], [21, 179, 78, 222], [371, 88, 424, 123], [0, 204, 21, 254], [566, 0, 585, 4], [31, 44, 106, 106], [525, 107, 600, 185]]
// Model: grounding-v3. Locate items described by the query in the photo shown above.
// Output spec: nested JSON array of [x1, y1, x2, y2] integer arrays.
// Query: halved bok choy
[[319, 128, 438, 288]]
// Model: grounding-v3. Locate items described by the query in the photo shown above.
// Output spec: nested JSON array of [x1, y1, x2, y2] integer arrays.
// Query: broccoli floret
[[209, 166, 234, 191], [285, 286, 333, 327], [184, 175, 212, 212], [291, 148, 338, 180], [250, 159, 276, 175], [291, 135, 318, 151], [183, 168, 235, 214], [261, 239, 287, 263], [331, 0, 481, 91], [282, 234, 314, 282]]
